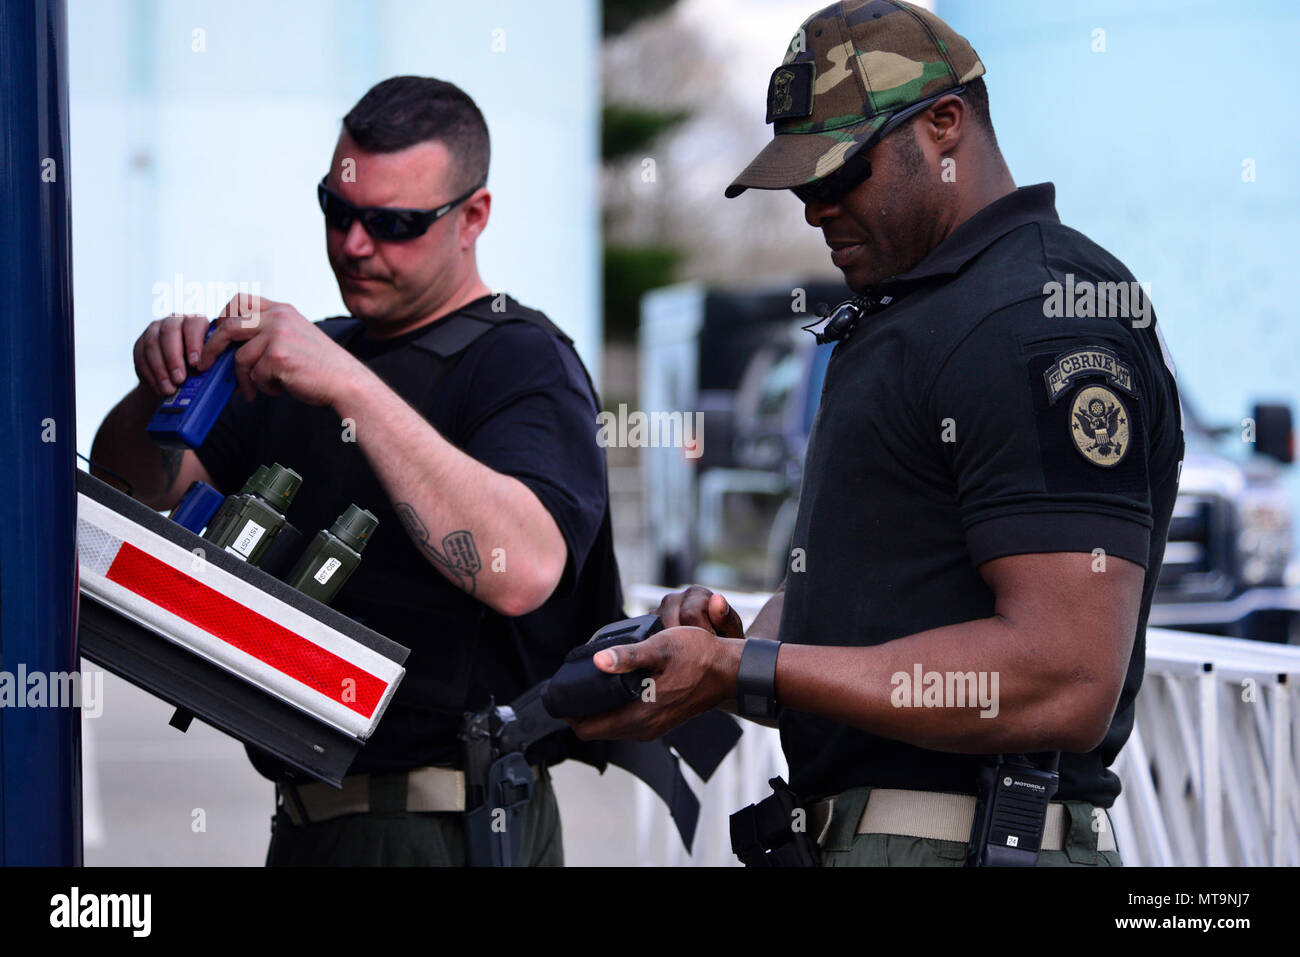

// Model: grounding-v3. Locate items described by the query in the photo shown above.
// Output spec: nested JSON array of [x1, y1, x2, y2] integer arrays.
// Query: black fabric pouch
[[541, 615, 663, 718]]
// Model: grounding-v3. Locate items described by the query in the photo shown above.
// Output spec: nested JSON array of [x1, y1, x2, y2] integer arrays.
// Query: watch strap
[[736, 638, 781, 720]]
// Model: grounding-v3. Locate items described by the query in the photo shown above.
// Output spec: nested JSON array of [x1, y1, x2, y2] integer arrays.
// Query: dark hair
[[895, 121, 927, 175], [959, 76, 997, 144], [894, 75, 996, 165], [343, 76, 490, 193]]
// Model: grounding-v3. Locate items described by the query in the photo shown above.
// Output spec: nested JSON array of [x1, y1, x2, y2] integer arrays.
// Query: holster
[[463, 751, 533, 867], [461, 702, 532, 867], [459, 616, 745, 866], [730, 776, 821, 867]]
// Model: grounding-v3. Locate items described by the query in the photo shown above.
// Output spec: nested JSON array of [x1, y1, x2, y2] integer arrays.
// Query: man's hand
[[133, 313, 211, 398], [567, 626, 743, 742], [655, 585, 745, 638], [96, 312, 218, 507], [198, 294, 365, 406]]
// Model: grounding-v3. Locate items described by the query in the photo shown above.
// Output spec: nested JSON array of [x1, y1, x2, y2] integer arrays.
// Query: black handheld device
[[540, 614, 662, 718], [801, 293, 896, 344], [967, 753, 1060, 866]]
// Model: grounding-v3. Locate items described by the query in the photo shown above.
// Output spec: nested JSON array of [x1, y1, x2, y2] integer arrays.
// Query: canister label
[[229, 519, 266, 557], [313, 556, 342, 585]]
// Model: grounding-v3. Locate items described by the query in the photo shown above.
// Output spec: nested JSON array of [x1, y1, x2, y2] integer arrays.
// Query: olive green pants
[[265, 767, 563, 867], [817, 787, 1123, 867]]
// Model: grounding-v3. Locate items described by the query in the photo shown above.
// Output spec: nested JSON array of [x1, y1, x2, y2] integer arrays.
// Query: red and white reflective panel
[[77, 493, 403, 740]]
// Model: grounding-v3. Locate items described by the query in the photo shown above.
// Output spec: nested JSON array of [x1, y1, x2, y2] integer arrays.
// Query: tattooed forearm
[[394, 502, 482, 594], [160, 446, 184, 491]]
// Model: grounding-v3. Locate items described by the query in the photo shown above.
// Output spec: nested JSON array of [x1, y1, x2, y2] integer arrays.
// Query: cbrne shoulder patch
[[1043, 346, 1137, 405], [1024, 343, 1149, 493]]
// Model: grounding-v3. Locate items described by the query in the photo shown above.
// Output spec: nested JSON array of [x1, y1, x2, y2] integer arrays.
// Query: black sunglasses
[[316, 177, 484, 241], [791, 86, 965, 206]]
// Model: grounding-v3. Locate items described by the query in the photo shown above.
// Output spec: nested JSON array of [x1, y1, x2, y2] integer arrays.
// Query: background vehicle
[[638, 280, 849, 587], [642, 282, 1300, 643]]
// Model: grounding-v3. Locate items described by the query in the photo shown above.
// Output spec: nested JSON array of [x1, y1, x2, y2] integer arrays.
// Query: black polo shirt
[[195, 294, 623, 778], [777, 184, 1184, 807]]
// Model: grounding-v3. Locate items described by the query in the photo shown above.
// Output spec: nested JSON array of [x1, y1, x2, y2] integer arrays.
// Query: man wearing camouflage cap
[[572, 0, 1184, 867]]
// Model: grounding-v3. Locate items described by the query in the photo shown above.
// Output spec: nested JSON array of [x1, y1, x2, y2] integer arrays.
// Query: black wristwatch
[[736, 638, 781, 720]]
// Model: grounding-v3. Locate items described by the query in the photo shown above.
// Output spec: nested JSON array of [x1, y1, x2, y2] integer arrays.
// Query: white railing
[[624, 585, 1300, 866]]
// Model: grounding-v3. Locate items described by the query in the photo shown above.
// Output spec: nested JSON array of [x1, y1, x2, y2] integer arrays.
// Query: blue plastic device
[[145, 325, 238, 449], [168, 480, 226, 533]]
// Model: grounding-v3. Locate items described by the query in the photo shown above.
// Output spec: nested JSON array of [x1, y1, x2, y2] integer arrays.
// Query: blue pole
[[0, 0, 82, 865]]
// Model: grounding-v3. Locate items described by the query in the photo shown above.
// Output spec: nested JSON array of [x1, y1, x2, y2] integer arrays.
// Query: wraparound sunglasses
[[791, 86, 966, 206], [317, 177, 485, 241]]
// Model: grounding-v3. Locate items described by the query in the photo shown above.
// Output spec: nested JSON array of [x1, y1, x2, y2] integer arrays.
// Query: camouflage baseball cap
[[725, 0, 985, 198]]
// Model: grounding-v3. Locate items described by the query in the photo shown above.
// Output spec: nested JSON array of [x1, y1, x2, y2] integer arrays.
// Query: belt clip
[[729, 776, 821, 867], [278, 781, 312, 827]]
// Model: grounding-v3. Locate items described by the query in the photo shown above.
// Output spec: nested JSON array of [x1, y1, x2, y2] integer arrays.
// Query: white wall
[[69, 0, 601, 453]]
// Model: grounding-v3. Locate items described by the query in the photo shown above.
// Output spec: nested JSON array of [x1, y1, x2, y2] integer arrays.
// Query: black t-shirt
[[195, 294, 623, 776], [778, 184, 1184, 807]]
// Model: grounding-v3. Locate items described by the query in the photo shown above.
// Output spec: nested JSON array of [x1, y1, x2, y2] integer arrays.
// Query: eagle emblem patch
[[1069, 385, 1130, 467]]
